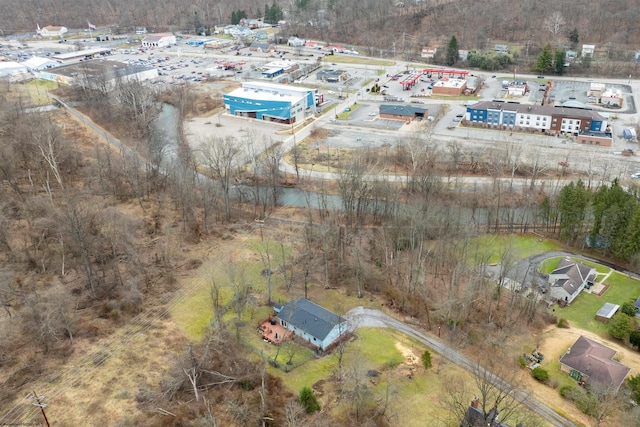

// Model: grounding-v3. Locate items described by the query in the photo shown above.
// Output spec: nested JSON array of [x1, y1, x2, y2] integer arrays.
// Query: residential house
[[559, 336, 630, 390], [275, 298, 348, 351], [566, 50, 578, 60], [249, 42, 276, 53], [548, 258, 596, 305], [458, 49, 469, 61], [595, 303, 619, 322], [634, 296, 640, 314], [494, 44, 509, 53], [421, 47, 437, 59], [135, 27, 147, 35], [635, 52, 640, 61], [582, 44, 595, 57], [460, 397, 513, 427], [142, 34, 176, 48], [288, 37, 306, 47], [379, 104, 427, 121]]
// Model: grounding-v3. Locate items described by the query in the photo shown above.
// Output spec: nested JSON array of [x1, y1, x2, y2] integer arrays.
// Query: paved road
[[346, 307, 579, 427]]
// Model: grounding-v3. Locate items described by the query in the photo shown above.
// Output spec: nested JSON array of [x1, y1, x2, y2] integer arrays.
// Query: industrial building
[[36, 60, 158, 90], [379, 104, 427, 121], [223, 82, 318, 124]]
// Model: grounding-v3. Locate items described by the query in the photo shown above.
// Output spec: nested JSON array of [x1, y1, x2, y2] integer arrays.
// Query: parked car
[[537, 75, 545, 79], [631, 172, 640, 179]]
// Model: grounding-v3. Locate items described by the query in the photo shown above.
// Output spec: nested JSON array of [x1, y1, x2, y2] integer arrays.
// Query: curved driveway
[[346, 307, 579, 427]]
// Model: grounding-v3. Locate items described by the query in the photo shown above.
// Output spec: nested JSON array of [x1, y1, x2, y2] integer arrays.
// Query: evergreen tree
[[446, 36, 459, 66], [630, 330, 640, 350], [421, 350, 432, 369], [535, 44, 553, 73], [557, 180, 590, 242], [568, 28, 579, 49], [608, 313, 633, 340], [554, 49, 565, 75], [299, 386, 320, 413]]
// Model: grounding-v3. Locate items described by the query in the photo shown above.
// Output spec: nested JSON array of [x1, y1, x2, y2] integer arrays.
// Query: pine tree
[[535, 44, 553, 73], [446, 36, 459, 66], [554, 49, 565, 75]]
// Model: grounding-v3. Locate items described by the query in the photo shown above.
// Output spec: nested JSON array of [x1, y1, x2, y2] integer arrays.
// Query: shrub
[[531, 367, 549, 382], [299, 386, 320, 413], [421, 350, 432, 370], [559, 385, 575, 398], [608, 313, 633, 340], [621, 301, 637, 317], [518, 355, 527, 368], [556, 318, 569, 328]]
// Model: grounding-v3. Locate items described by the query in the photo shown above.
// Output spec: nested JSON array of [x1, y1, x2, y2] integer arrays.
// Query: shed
[[595, 302, 619, 322]]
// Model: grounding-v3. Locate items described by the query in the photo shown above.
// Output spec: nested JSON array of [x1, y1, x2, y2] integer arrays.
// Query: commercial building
[[142, 34, 176, 48], [0, 61, 29, 78], [506, 80, 528, 96], [466, 100, 608, 137], [316, 68, 348, 83], [431, 78, 467, 96], [36, 60, 157, 91], [379, 104, 427, 121], [223, 82, 318, 124], [52, 48, 113, 63], [20, 57, 59, 71]]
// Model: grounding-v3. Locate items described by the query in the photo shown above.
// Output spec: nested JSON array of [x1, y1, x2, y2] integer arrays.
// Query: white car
[[368, 112, 376, 116], [631, 173, 640, 179]]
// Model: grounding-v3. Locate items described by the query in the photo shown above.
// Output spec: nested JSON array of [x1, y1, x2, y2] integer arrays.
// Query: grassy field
[[551, 271, 640, 333], [323, 56, 395, 66], [470, 234, 564, 264]]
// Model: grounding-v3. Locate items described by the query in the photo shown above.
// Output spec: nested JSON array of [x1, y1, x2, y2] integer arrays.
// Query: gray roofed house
[[559, 336, 630, 390], [548, 258, 596, 305], [595, 302, 619, 322], [276, 298, 348, 351], [635, 296, 640, 314]]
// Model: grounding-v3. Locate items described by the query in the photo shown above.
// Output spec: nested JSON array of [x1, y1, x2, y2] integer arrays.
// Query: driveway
[[346, 307, 578, 427]]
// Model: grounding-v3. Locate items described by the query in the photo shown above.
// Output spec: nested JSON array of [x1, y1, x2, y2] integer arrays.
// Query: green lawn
[[470, 235, 564, 264], [322, 56, 395, 66], [540, 257, 612, 275], [551, 271, 640, 334]]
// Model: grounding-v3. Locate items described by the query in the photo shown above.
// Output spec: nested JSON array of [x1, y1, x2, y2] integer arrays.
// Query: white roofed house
[[36, 25, 68, 37], [582, 44, 595, 57], [548, 258, 596, 305]]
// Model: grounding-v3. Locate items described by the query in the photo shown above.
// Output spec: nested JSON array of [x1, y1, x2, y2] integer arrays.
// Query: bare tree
[[199, 136, 243, 222], [543, 12, 566, 44]]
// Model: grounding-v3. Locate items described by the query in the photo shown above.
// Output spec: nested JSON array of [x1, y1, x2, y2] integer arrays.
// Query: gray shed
[[595, 302, 619, 322]]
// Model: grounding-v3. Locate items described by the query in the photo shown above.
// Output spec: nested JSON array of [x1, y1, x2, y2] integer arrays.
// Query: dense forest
[[2, 0, 640, 56]]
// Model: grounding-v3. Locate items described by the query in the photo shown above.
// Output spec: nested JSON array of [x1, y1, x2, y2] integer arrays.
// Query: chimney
[[471, 396, 479, 408]]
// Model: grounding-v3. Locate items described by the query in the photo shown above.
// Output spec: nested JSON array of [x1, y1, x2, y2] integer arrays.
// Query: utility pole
[[29, 391, 50, 427]]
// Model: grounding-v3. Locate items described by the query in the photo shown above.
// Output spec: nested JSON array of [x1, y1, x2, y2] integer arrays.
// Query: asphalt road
[[346, 307, 579, 427]]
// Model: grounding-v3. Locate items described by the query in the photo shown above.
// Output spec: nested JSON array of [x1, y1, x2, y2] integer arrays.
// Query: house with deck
[[275, 298, 348, 351], [548, 258, 596, 305]]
